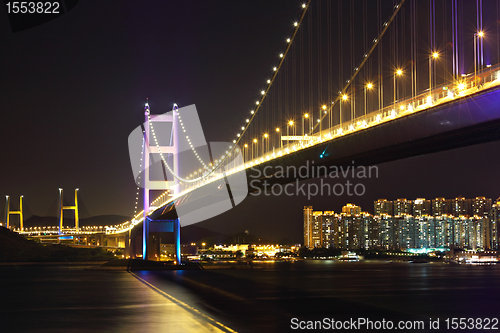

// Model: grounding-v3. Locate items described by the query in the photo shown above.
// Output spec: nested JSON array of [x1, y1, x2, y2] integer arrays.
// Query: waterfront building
[[432, 198, 451, 216], [393, 198, 412, 216], [471, 197, 492, 218], [342, 203, 361, 215], [489, 199, 500, 250], [303, 206, 314, 248], [305, 198, 493, 251], [375, 214, 392, 250], [322, 211, 335, 248], [452, 197, 471, 217], [363, 213, 379, 249], [374, 199, 393, 216], [310, 211, 324, 248], [413, 198, 431, 216], [303, 207, 334, 248]]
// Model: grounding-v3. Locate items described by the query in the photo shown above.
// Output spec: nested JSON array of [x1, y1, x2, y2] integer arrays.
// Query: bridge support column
[[141, 102, 179, 260], [4, 196, 9, 228], [143, 218, 150, 259], [4, 195, 24, 230], [130, 224, 142, 259], [174, 218, 181, 265], [124, 230, 130, 258], [58, 188, 79, 235], [141, 219, 181, 263]]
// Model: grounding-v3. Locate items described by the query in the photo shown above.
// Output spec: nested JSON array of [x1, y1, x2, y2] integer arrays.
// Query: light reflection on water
[[0, 266, 232, 333], [1, 261, 499, 332]]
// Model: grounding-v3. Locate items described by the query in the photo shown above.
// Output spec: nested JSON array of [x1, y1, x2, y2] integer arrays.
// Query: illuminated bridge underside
[[153, 86, 500, 221], [260, 86, 500, 181]]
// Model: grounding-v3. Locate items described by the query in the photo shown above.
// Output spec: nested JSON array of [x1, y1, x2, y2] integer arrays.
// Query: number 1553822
[[5, 2, 60, 14]]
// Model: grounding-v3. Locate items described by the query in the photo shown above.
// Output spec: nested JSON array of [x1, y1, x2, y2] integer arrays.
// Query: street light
[[287, 120, 294, 145], [303, 113, 309, 138], [341, 94, 348, 127], [244, 143, 248, 161], [252, 138, 258, 159], [474, 31, 484, 88], [364, 83, 373, 116], [276, 127, 282, 149], [394, 69, 403, 108], [263, 133, 268, 153], [429, 52, 439, 103], [319, 105, 327, 133]]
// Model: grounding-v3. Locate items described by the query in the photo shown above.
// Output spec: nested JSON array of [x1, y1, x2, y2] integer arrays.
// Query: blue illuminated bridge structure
[[10, 0, 500, 264]]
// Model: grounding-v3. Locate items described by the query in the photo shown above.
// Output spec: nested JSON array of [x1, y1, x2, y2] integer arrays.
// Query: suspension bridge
[[4, 0, 500, 264]]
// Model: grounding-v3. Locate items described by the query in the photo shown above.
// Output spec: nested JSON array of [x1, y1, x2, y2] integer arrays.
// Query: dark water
[[1, 261, 499, 332]]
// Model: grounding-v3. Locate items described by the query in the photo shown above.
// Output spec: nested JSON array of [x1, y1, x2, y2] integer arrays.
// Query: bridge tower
[[142, 102, 181, 264], [4, 195, 23, 230], [58, 188, 79, 234]]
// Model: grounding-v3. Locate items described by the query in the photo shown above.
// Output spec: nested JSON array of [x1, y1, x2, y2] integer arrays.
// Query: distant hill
[[22, 215, 131, 229], [0, 227, 114, 262]]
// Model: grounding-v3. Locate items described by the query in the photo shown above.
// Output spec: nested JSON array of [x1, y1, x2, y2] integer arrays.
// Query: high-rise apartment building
[[471, 197, 492, 218], [374, 199, 393, 216], [413, 198, 431, 216], [322, 211, 335, 248], [303, 207, 334, 248], [393, 198, 412, 216], [432, 198, 451, 216], [342, 203, 361, 215], [452, 197, 471, 217], [303, 206, 314, 248], [489, 199, 500, 250]]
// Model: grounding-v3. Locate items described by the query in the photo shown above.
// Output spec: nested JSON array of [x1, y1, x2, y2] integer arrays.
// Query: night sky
[[2, 1, 500, 242]]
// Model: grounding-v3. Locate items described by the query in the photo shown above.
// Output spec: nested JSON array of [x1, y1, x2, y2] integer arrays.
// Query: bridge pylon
[[4, 195, 23, 230], [142, 102, 181, 264], [58, 188, 79, 234]]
